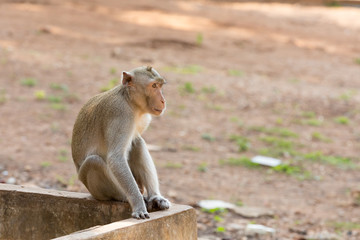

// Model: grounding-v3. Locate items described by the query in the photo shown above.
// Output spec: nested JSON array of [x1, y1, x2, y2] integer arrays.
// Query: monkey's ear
[[122, 71, 133, 86]]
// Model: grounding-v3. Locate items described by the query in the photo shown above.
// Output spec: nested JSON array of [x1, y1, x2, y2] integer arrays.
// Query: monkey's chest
[[135, 114, 151, 134]]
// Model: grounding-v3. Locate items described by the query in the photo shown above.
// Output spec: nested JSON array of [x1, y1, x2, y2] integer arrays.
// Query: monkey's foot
[[146, 195, 171, 211], [131, 209, 150, 219]]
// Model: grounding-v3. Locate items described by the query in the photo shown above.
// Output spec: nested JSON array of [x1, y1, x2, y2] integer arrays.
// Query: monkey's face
[[146, 80, 166, 116]]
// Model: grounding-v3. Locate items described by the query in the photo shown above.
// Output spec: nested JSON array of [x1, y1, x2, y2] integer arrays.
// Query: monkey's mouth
[[153, 108, 163, 113]]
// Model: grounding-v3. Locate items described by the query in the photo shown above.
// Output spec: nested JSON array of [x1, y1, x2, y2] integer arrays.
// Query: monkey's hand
[[146, 195, 171, 212]]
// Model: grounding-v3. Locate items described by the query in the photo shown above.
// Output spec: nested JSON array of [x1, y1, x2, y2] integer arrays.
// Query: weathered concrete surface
[[0, 184, 197, 240], [55, 204, 197, 240]]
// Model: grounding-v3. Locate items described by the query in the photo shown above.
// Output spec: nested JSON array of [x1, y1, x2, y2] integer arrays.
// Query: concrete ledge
[[55, 204, 196, 240], [0, 184, 197, 240]]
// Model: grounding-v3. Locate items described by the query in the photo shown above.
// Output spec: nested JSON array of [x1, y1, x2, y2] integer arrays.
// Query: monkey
[[71, 66, 170, 219]]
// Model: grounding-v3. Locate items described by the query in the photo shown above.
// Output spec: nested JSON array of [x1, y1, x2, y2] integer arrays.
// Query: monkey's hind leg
[[78, 155, 126, 201]]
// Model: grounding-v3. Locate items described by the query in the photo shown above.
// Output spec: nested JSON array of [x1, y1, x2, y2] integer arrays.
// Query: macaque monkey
[[71, 66, 170, 219]]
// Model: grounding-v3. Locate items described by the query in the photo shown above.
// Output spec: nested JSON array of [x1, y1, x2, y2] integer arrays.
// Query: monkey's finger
[[139, 212, 149, 219], [132, 212, 140, 219]]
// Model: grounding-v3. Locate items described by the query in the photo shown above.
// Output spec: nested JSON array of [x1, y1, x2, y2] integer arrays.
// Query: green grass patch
[[213, 215, 223, 222], [303, 118, 323, 126], [50, 103, 66, 111], [41, 161, 52, 168], [303, 151, 354, 168], [201, 86, 216, 94], [196, 33, 203, 46], [164, 162, 183, 169], [201, 133, 216, 142], [272, 164, 301, 175], [20, 78, 37, 87], [272, 163, 312, 179], [311, 132, 331, 142], [51, 122, 60, 132], [258, 148, 286, 158], [229, 135, 250, 152], [34, 90, 46, 100], [68, 175, 76, 186], [56, 175, 76, 187], [110, 67, 117, 75], [260, 136, 294, 149], [206, 104, 223, 111], [178, 104, 186, 110], [197, 94, 207, 101], [334, 116, 349, 125], [56, 175, 67, 186], [47, 95, 62, 103], [50, 83, 68, 92], [163, 65, 202, 75], [250, 126, 298, 138], [329, 221, 360, 232], [355, 58, 360, 65], [228, 69, 243, 77], [0, 89, 6, 104], [230, 117, 244, 127], [301, 111, 316, 118], [179, 82, 195, 94], [219, 157, 259, 168], [259, 136, 296, 157], [230, 116, 240, 122], [197, 163, 208, 172], [58, 149, 68, 162], [339, 90, 357, 101], [201, 207, 227, 214], [220, 157, 311, 178], [182, 145, 200, 152], [275, 118, 283, 125], [289, 78, 300, 83], [100, 78, 119, 92], [325, 1, 340, 7], [216, 226, 226, 233]]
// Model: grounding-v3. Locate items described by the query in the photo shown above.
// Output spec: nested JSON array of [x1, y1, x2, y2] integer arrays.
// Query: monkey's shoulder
[[84, 91, 131, 116]]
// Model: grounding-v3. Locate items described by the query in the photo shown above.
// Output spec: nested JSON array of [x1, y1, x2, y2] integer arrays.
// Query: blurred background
[[0, 0, 360, 239]]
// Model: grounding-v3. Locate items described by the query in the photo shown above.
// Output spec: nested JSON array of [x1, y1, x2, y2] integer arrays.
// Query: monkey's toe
[[132, 211, 150, 219], [147, 195, 171, 211], [158, 198, 170, 210]]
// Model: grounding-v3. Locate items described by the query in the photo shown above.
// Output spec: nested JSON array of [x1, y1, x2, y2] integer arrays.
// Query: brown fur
[[71, 66, 170, 219]]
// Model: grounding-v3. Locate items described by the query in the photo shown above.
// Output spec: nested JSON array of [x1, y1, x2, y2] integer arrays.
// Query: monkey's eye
[[152, 83, 157, 88]]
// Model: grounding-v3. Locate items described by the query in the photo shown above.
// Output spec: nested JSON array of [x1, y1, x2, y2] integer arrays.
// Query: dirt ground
[[1, 0, 360, 239]]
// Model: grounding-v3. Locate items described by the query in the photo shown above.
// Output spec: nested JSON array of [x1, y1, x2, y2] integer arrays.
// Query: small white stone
[[251, 155, 282, 167], [6, 177, 16, 185], [198, 200, 235, 210], [245, 224, 276, 236]]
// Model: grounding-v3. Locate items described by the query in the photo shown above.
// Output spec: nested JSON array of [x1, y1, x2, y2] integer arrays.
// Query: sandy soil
[[1, 0, 360, 239]]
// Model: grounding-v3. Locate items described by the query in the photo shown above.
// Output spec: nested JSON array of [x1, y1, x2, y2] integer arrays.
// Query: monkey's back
[[71, 87, 132, 170]]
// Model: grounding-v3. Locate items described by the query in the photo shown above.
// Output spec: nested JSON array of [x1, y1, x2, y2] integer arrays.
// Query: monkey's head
[[122, 66, 166, 116]]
